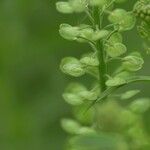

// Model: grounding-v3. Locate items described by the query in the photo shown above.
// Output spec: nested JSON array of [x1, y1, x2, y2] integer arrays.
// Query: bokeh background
[[0, 0, 149, 150]]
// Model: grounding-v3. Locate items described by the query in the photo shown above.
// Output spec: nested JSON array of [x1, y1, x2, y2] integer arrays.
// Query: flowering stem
[[93, 7, 107, 92]]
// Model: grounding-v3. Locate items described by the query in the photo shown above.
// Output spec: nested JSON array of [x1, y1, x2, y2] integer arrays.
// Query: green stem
[[93, 7, 107, 92]]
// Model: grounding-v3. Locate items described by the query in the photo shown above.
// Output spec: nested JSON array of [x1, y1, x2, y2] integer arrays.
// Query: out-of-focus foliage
[[0, 0, 150, 150]]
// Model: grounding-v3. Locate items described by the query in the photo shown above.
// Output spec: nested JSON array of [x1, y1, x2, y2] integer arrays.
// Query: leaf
[[60, 57, 85, 77], [105, 43, 127, 57], [121, 90, 140, 100]]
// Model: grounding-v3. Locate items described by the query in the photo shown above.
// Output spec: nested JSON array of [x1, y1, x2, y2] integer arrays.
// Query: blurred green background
[[0, 0, 149, 150]]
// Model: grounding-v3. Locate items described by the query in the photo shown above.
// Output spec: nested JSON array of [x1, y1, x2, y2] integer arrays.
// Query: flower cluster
[[134, 0, 150, 53], [56, 0, 150, 149]]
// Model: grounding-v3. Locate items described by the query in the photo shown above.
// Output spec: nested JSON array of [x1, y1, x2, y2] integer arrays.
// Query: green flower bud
[[122, 53, 144, 71], [108, 9, 136, 31], [80, 52, 99, 66], [106, 77, 126, 87], [105, 43, 127, 57], [59, 24, 80, 41], [121, 90, 140, 100], [60, 57, 85, 77], [129, 98, 150, 113], [61, 118, 81, 134], [56, 2, 73, 14]]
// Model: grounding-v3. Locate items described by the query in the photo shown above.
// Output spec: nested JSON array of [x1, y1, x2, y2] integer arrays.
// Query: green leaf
[[122, 53, 144, 71], [80, 52, 99, 67], [121, 90, 140, 100], [60, 57, 85, 77], [106, 77, 126, 87], [105, 43, 127, 57], [59, 24, 80, 41], [129, 98, 150, 113], [56, 2, 73, 14], [61, 118, 81, 134]]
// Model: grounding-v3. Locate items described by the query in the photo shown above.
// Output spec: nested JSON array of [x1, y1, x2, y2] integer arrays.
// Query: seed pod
[[60, 57, 85, 77]]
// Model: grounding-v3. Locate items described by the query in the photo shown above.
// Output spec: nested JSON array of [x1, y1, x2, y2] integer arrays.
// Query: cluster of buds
[[133, 0, 150, 23]]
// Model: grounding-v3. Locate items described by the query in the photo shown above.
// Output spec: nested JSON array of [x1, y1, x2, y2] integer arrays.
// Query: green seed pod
[[121, 90, 140, 100], [108, 33, 123, 44], [77, 27, 109, 42], [80, 52, 99, 66], [69, 0, 87, 13], [105, 43, 127, 58], [122, 52, 144, 71], [56, 2, 74, 14], [61, 118, 81, 134], [59, 24, 80, 41], [108, 9, 136, 31], [106, 77, 126, 87], [60, 57, 85, 77], [92, 30, 109, 41], [129, 98, 150, 113], [63, 83, 87, 105]]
